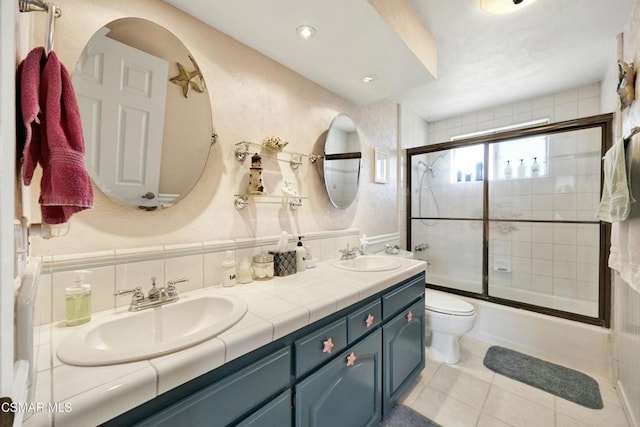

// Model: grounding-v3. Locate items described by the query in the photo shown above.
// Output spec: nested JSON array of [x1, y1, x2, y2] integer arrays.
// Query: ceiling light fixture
[[296, 24, 316, 40], [362, 75, 377, 83], [480, 0, 538, 15]]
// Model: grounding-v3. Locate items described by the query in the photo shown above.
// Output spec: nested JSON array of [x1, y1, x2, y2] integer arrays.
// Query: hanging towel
[[18, 48, 93, 224], [595, 138, 633, 223], [609, 134, 640, 293]]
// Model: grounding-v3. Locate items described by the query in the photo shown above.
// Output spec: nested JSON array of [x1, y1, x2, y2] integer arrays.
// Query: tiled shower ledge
[[25, 256, 426, 427]]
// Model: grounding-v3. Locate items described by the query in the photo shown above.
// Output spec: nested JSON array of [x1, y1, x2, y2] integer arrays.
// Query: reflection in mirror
[[72, 18, 213, 210], [323, 114, 362, 209]]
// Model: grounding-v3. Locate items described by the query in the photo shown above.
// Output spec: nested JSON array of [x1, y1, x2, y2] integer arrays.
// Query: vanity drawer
[[135, 346, 291, 427], [295, 318, 347, 377], [382, 274, 425, 321], [347, 299, 382, 344]]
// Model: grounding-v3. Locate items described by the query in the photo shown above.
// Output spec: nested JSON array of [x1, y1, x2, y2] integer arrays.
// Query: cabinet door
[[237, 389, 291, 427], [382, 297, 425, 415], [296, 329, 382, 427]]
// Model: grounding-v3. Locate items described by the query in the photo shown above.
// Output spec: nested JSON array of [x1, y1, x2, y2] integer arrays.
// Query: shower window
[[407, 114, 612, 327]]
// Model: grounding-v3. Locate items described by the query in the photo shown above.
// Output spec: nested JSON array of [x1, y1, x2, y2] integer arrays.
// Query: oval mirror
[[322, 114, 362, 209], [72, 18, 214, 210]]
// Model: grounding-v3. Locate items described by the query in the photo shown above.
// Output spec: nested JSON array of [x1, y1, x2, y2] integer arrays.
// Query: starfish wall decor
[[169, 55, 205, 98]]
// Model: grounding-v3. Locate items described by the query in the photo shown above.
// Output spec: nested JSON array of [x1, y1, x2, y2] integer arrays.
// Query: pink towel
[[18, 47, 93, 224]]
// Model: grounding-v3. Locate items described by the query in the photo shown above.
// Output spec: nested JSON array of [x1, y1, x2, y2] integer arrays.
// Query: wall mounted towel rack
[[18, 0, 61, 55], [624, 126, 640, 150]]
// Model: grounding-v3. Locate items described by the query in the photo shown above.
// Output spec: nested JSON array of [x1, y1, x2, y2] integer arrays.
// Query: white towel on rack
[[595, 138, 633, 222], [609, 133, 640, 293]]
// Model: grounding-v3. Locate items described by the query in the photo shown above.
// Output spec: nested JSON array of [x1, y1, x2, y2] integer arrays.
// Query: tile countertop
[[26, 257, 426, 427]]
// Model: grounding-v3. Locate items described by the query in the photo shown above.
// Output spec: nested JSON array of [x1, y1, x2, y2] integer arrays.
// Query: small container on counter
[[237, 258, 253, 284], [252, 253, 274, 280], [222, 251, 237, 287]]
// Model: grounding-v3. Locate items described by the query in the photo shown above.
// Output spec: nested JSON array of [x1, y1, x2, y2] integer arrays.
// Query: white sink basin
[[57, 293, 247, 366], [332, 255, 402, 272]]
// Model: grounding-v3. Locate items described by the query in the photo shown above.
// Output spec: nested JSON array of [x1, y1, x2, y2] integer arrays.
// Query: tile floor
[[401, 336, 631, 427]]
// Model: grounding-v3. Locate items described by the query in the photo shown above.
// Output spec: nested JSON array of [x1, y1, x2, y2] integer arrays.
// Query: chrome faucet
[[339, 244, 364, 260], [115, 277, 189, 312]]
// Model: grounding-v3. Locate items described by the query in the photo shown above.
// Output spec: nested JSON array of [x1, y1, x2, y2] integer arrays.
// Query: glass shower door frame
[[407, 113, 613, 327]]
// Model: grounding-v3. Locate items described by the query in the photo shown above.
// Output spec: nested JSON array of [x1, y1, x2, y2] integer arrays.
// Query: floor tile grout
[[403, 335, 630, 427]]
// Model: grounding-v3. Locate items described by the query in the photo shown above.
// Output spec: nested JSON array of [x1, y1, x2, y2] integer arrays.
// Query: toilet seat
[[426, 291, 475, 316]]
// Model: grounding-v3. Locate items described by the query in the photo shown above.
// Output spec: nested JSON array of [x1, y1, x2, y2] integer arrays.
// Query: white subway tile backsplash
[[532, 259, 553, 276], [554, 102, 579, 122], [532, 243, 553, 260], [554, 88, 579, 105], [577, 83, 600, 99], [533, 94, 554, 109], [553, 261, 577, 280], [578, 97, 600, 117], [165, 254, 204, 293]]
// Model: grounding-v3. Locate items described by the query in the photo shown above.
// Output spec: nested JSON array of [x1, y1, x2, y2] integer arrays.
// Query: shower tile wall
[[402, 83, 603, 317]]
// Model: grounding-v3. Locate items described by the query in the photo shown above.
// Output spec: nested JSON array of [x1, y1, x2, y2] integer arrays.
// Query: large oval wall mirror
[[322, 113, 362, 209], [72, 18, 214, 210]]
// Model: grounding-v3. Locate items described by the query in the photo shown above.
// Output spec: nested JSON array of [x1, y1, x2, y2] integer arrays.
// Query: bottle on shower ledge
[[517, 159, 526, 178], [504, 160, 512, 179], [530, 157, 540, 177]]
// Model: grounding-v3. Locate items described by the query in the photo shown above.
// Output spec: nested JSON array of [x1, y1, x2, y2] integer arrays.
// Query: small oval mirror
[[72, 18, 213, 210], [323, 114, 362, 209]]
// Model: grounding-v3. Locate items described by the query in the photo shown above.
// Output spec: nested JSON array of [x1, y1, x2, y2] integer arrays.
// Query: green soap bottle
[[65, 270, 92, 327]]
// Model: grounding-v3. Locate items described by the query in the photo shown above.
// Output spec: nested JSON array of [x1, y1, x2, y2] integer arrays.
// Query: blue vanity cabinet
[[134, 347, 291, 427], [295, 329, 382, 427], [105, 272, 426, 427], [382, 297, 425, 415]]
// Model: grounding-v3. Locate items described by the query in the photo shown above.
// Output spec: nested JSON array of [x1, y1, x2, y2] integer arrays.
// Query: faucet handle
[[114, 286, 144, 302], [167, 277, 188, 287], [166, 278, 189, 298]]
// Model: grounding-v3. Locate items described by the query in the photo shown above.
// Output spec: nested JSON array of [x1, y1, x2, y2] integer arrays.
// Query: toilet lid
[[426, 291, 475, 315]]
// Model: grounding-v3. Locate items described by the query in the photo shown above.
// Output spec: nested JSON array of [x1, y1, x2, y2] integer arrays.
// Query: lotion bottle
[[517, 159, 526, 178], [531, 157, 540, 177], [504, 160, 512, 179], [296, 236, 306, 272]]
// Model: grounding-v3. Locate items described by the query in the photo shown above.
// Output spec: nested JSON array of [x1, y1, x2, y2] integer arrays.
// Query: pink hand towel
[[18, 48, 94, 224]]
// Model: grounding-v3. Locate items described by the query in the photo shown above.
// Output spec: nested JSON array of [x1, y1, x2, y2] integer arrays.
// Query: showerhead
[[416, 152, 448, 177]]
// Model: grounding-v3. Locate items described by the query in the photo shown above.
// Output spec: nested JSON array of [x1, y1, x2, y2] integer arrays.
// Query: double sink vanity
[[34, 256, 426, 427]]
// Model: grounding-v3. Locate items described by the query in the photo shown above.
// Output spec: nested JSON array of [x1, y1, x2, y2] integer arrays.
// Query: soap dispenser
[[531, 157, 540, 177], [65, 270, 92, 327], [517, 159, 526, 178], [504, 160, 512, 179], [296, 236, 306, 272]]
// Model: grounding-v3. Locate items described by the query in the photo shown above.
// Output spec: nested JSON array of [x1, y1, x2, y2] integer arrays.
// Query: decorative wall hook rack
[[234, 141, 314, 169]]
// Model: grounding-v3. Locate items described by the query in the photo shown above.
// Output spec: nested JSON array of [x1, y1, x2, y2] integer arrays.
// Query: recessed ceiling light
[[480, 0, 538, 15], [296, 25, 316, 40], [362, 75, 377, 83]]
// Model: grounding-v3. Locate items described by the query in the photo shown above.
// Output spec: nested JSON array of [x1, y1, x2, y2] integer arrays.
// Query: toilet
[[425, 290, 477, 364]]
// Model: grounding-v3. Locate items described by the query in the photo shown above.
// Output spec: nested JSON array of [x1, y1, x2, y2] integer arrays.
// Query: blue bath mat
[[483, 346, 603, 409], [382, 405, 441, 427]]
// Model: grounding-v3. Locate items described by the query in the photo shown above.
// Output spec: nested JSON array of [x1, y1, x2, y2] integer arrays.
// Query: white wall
[[613, 1, 640, 425], [24, 0, 399, 257]]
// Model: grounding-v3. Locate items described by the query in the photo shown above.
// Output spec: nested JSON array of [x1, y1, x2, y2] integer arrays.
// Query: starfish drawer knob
[[365, 314, 375, 328], [346, 352, 357, 367], [322, 338, 334, 354]]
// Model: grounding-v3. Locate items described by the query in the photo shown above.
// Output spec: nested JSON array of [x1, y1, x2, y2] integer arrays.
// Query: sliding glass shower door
[[410, 145, 484, 294], [407, 114, 611, 326]]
